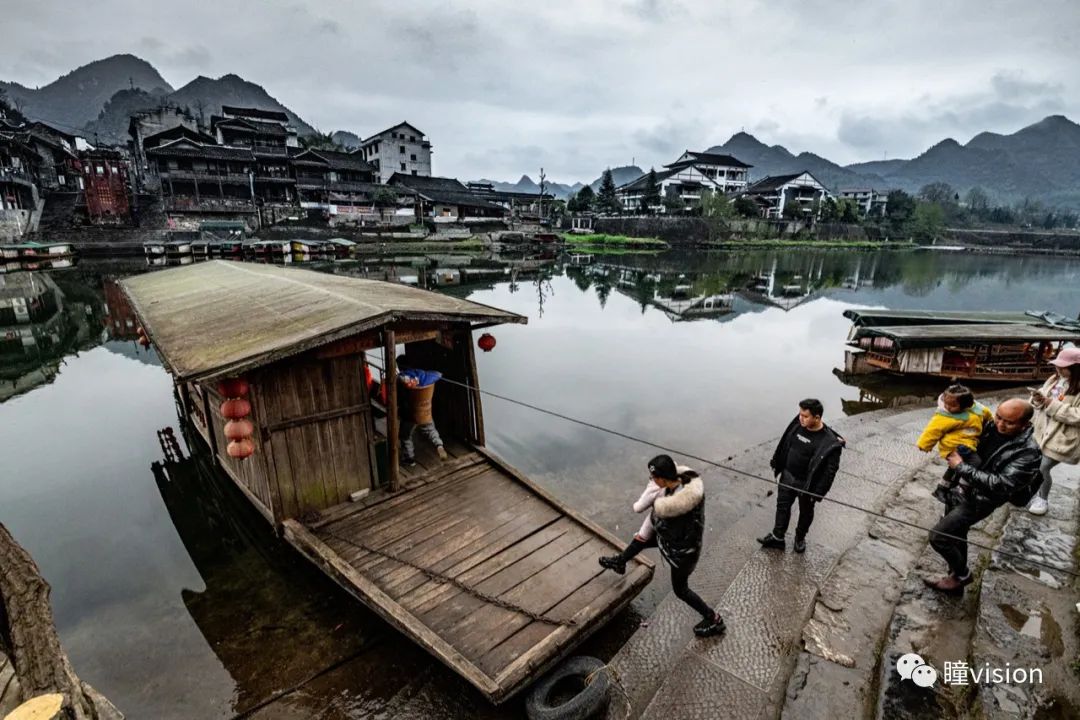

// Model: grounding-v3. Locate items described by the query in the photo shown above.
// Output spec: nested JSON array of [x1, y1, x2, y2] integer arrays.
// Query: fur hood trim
[[653, 474, 704, 519]]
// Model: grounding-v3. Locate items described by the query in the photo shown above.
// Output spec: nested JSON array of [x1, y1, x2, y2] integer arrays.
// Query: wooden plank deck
[[283, 447, 653, 703]]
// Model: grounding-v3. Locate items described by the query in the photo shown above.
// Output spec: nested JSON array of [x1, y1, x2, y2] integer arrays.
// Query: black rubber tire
[[525, 656, 611, 720]]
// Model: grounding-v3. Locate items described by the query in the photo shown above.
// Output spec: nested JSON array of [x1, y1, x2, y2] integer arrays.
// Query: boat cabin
[[842, 309, 1080, 381], [120, 260, 652, 703]]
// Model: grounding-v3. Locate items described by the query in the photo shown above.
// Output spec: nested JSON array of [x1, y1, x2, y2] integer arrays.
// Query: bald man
[[925, 398, 1043, 594]]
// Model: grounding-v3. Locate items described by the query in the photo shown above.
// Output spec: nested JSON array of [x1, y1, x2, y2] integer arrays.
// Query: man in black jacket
[[758, 398, 845, 554], [925, 398, 1042, 594]]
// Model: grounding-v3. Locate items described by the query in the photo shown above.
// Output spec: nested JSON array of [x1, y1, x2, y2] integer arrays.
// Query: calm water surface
[[1, 249, 1077, 718]]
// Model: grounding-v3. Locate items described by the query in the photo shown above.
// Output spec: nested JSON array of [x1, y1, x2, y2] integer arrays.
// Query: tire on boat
[[525, 655, 610, 720]]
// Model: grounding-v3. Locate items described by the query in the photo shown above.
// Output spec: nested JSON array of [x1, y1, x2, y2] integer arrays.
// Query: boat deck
[[282, 442, 652, 703]]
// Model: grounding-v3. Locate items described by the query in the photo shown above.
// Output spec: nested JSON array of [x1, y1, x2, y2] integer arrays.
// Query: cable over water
[[370, 359, 1078, 579]]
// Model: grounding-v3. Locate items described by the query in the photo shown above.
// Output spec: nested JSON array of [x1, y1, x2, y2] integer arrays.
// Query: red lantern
[[224, 418, 254, 441], [220, 398, 252, 419], [227, 438, 255, 459], [217, 377, 250, 398], [478, 333, 496, 352]]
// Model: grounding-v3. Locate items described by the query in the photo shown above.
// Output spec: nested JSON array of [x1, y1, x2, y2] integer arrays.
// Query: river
[[1, 248, 1077, 718]]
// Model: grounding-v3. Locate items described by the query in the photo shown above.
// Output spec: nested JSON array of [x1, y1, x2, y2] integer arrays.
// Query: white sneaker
[[1028, 497, 1049, 516]]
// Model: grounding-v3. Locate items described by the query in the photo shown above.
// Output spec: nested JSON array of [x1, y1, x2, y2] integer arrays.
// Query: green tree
[[911, 201, 945, 243], [596, 169, 621, 215], [570, 184, 595, 212], [372, 187, 398, 206], [699, 191, 734, 219], [837, 197, 861, 223], [662, 186, 686, 214], [638, 169, 662, 215], [885, 190, 916, 234], [299, 130, 345, 150], [733, 195, 759, 218], [782, 190, 805, 220]]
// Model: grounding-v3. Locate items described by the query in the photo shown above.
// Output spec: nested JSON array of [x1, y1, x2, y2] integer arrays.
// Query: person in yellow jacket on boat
[[917, 385, 993, 506]]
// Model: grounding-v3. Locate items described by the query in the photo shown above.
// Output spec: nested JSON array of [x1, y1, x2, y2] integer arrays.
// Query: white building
[[839, 188, 889, 216], [358, 122, 432, 183], [616, 151, 752, 213], [742, 171, 831, 219]]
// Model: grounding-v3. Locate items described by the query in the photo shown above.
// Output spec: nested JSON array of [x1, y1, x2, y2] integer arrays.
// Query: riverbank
[[601, 397, 1080, 720]]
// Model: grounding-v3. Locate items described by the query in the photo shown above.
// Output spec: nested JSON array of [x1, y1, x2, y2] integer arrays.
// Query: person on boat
[[598, 454, 725, 638], [916, 384, 991, 506], [925, 398, 1042, 595], [396, 355, 448, 466], [1028, 347, 1080, 515], [757, 399, 845, 554]]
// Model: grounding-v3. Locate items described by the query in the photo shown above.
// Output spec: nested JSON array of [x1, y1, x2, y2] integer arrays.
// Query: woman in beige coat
[[1029, 347, 1080, 515]]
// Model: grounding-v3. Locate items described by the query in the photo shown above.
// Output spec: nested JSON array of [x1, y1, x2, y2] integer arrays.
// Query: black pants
[[621, 537, 714, 620], [772, 472, 816, 539], [929, 498, 997, 578]]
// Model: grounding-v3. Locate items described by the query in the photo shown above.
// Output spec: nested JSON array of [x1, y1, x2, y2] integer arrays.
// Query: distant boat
[[0, 241, 75, 259], [842, 308, 1080, 382]]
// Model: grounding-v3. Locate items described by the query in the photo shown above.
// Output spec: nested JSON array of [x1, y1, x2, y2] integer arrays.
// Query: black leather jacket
[[770, 417, 846, 498], [954, 425, 1042, 507]]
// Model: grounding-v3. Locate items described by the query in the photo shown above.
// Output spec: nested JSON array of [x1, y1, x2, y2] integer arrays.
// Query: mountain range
[[703, 116, 1080, 208], [3, 54, 1079, 208], [471, 165, 646, 199], [2, 54, 323, 143]]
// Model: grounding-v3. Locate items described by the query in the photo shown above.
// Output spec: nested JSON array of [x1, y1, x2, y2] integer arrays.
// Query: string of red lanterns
[[218, 378, 255, 459]]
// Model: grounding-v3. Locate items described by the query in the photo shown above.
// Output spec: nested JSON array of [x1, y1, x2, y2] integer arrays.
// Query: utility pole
[[539, 167, 547, 223]]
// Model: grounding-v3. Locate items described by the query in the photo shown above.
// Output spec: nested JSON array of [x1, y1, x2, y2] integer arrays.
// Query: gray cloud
[[837, 70, 1067, 156], [2, 0, 1078, 178]]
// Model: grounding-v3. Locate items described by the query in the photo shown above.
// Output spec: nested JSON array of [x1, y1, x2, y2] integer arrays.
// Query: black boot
[[757, 532, 786, 550], [694, 612, 726, 637], [598, 555, 627, 574], [793, 536, 807, 554]]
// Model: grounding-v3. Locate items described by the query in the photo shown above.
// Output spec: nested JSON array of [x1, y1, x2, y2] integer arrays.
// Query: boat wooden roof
[[842, 309, 1036, 327], [852, 322, 1080, 348], [121, 260, 526, 380]]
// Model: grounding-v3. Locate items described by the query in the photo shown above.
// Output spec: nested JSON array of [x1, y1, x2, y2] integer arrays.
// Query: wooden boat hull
[[281, 446, 651, 704]]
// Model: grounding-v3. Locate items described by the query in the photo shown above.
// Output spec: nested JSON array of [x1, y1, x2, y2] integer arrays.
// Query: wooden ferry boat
[[842, 309, 1080, 382], [121, 261, 651, 704]]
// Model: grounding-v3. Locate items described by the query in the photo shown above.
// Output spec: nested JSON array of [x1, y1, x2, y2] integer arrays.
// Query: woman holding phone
[[1029, 347, 1080, 515]]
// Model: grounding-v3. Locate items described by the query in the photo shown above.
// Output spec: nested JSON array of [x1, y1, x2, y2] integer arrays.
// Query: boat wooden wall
[[256, 353, 377, 522]]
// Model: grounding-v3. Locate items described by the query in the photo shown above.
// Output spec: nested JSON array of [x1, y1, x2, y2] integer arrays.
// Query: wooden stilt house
[[121, 260, 652, 703]]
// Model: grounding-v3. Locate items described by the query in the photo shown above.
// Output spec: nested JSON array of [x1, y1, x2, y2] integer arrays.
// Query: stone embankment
[[602, 396, 1079, 720]]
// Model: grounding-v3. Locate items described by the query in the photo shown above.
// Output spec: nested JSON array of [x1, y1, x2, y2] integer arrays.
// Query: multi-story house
[[145, 137, 257, 220], [289, 147, 377, 213], [839, 188, 889, 217], [616, 150, 752, 212], [212, 107, 299, 205], [742, 171, 831, 219], [128, 105, 200, 192], [358, 122, 432, 183]]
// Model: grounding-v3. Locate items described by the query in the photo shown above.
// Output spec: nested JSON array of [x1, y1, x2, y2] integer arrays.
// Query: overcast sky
[[3, 0, 1078, 182]]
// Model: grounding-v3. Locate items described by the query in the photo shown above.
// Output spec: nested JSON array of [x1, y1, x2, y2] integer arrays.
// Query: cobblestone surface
[[603, 402, 962, 720]]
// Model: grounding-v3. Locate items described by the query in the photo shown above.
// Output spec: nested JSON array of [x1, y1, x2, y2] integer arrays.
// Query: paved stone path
[[603, 401, 992, 720]]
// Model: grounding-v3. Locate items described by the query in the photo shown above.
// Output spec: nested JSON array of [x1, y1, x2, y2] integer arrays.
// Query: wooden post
[[384, 329, 400, 492], [463, 329, 486, 446], [0, 523, 123, 720]]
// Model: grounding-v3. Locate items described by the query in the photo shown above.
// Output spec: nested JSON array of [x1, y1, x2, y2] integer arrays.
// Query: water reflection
[[1, 248, 1078, 718]]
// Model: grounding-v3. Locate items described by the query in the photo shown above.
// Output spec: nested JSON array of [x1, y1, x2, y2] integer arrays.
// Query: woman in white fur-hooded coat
[[599, 454, 724, 637]]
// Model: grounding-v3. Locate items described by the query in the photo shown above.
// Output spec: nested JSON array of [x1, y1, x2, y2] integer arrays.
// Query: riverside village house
[[357, 122, 432, 183], [740, 171, 831, 219], [616, 150, 753, 213]]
